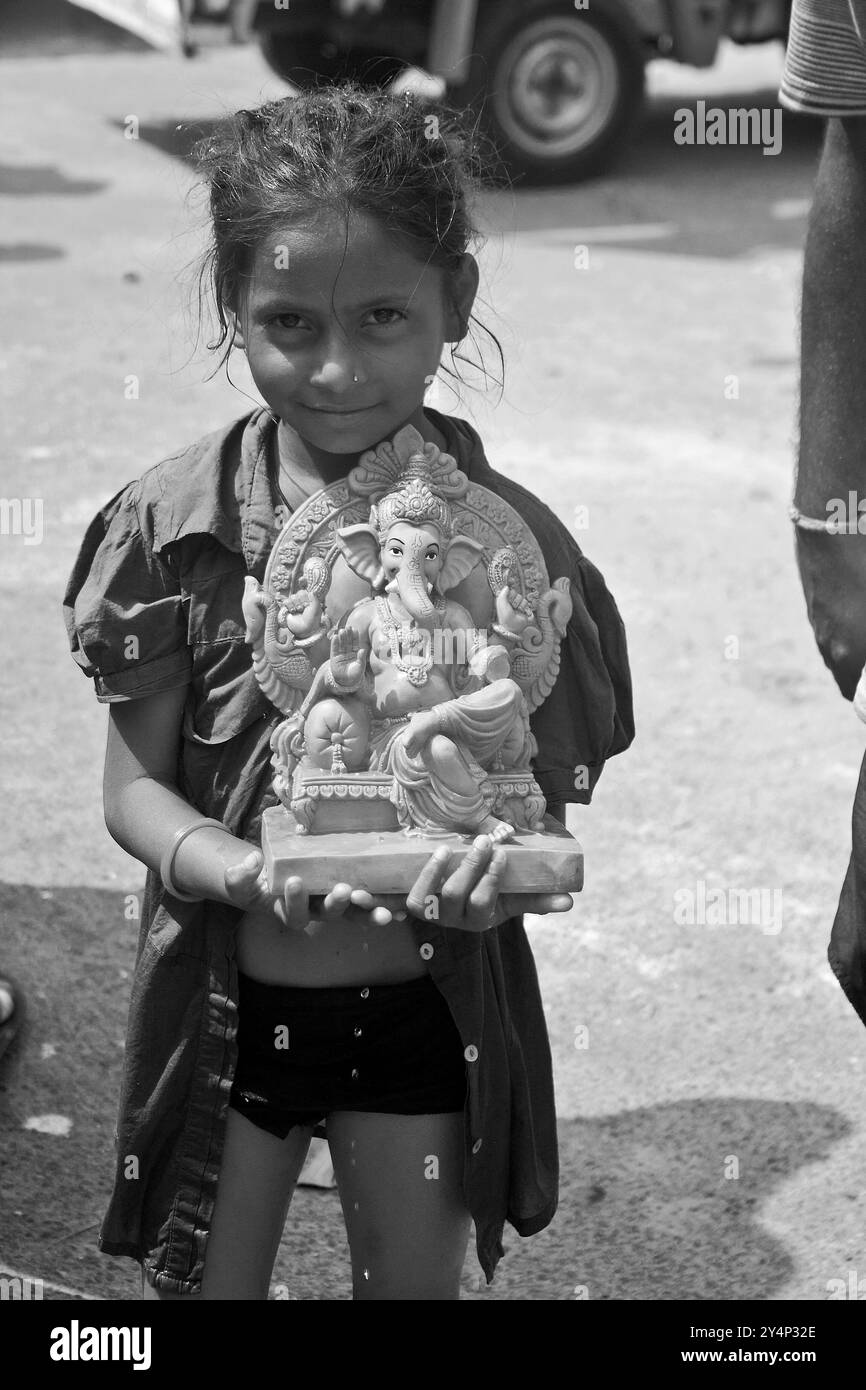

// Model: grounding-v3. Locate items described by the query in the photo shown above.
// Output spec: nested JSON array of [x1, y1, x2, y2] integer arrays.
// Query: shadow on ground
[[0, 163, 106, 197], [476, 1099, 849, 1301], [0, 245, 65, 263], [0, 883, 849, 1300]]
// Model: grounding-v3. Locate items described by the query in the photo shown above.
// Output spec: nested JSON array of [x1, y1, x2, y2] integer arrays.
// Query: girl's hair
[[194, 85, 504, 397]]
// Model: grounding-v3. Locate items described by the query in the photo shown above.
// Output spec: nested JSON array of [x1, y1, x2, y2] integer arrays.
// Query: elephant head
[[337, 520, 485, 624]]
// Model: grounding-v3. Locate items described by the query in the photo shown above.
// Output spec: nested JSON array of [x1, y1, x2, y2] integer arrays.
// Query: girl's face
[[237, 212, 478, 458]]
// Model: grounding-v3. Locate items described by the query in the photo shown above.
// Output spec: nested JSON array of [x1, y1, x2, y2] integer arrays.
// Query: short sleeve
[[63, 482, 193, 702]]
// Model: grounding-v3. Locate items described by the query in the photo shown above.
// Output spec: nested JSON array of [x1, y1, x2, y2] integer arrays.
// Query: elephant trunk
[[390, 564, 435, 621]]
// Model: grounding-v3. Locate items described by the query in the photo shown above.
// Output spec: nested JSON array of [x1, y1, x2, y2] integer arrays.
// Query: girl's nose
[[310, 341, 365, 391]]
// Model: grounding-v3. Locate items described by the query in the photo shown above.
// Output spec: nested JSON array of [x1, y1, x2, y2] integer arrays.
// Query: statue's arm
[[440, 601, 504, 685]]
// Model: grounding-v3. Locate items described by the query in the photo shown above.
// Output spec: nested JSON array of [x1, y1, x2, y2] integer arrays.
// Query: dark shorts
[[229, 972, 468, 1140]]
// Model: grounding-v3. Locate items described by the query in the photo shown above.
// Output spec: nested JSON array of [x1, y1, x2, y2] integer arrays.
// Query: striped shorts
[[780, 0, 866, 115]]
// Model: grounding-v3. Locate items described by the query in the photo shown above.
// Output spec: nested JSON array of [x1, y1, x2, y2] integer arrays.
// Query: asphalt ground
[[2, 32, 866, 1309]]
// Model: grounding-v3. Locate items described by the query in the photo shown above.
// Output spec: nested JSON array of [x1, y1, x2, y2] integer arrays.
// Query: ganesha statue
[[242, 426, 583, 895]]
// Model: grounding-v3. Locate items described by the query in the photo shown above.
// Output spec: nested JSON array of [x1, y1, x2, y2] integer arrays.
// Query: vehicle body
[[65, 0, 181, 48], [254, 0, 794, 183]]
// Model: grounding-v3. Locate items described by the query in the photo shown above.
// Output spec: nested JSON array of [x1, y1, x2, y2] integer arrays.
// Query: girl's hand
[[405, 835, 573, 933], [224, 851, 394, 932]]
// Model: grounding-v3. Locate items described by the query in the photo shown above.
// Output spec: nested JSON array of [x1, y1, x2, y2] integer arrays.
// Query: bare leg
[[795, 116, 866, 697], [327, 1111, 472, 1300], [228, 0, 258, 43], [178, 0, 197, 57], [140, 1109, 315, 1300]]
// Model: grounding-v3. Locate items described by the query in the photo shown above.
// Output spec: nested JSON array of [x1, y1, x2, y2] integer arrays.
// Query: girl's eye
[[271, 313, 306, 330], [365, 308, 406, 327]]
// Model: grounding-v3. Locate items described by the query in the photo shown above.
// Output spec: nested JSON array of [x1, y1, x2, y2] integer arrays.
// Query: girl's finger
[[462, 848, 508, 931], [437, 835, 495, 915], [320, 883, 353, 919], [498, 892, 574, 921], [334, 905, 391, 930], [405, 846, 454, 919], [349, 888, 375, 911], [224, 850, 262, 886], [282, 876, 309, 930], [349, 888, 394, 926]]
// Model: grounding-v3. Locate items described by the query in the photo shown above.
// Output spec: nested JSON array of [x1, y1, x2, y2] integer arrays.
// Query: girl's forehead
[[248, 212, 436, 301]]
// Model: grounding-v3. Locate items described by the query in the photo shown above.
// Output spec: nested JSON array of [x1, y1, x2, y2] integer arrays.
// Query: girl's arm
[[104, 686, 394, 928], [103, 685, 270, 908]]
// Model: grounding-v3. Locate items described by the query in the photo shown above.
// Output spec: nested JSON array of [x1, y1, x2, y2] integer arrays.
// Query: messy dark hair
[[193, 84, 504, 398]]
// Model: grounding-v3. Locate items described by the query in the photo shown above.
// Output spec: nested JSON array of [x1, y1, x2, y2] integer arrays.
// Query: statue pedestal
[[260, 806, 583, 898]]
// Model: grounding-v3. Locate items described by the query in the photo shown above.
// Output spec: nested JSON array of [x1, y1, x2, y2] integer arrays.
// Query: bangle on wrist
[[160, 817, 227, 902], [325, 666, 361, 694]]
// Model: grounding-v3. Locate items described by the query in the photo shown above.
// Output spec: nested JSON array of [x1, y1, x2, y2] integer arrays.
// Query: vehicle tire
[[259, 31, 405, 89], [451, 0, 646, 185]]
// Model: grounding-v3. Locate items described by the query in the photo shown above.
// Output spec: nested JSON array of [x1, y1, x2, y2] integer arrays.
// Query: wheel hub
[[495, 20, 619, 156]]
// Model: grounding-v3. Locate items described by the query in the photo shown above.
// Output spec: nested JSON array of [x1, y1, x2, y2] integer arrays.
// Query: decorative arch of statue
[[243, 425, 583, 895]]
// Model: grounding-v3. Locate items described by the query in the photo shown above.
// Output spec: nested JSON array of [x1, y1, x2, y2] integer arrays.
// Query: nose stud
[[353, 374, 359, 382]]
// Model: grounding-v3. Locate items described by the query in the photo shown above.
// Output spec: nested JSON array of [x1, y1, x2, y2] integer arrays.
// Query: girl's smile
[[237, 212, 477, 472]]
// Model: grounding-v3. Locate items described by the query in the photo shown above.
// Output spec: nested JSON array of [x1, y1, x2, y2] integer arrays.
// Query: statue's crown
[[371, 457, 452, 540], [346, 427, 470, 540]]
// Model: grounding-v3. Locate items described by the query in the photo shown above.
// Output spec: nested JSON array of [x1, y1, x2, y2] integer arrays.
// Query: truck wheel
[[454, 0, 646, 184], [259, 32, 405, 89]]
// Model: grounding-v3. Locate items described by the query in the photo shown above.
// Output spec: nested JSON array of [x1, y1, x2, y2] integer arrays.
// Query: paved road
[[2, 35, 865, 1302]]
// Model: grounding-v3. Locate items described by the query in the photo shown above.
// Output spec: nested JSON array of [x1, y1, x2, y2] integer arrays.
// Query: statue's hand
[[330, 628, 368, 688], [494, 584, 533, 637], [404, 708, 440, 757], [469, 643, 511, 683]]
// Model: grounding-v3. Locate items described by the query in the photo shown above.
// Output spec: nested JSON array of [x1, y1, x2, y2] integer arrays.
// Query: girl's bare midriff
[[236, 908, 429, 986]]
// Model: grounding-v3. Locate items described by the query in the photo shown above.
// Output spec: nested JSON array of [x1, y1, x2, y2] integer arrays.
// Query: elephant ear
[[438, 535, 486, 593], [336, 523, 385, 589]]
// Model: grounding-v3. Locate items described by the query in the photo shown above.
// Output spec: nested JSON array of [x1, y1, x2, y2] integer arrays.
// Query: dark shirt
[[63, 407, 634, 1293]]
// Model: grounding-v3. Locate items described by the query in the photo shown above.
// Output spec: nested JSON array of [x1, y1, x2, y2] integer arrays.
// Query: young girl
[[63, 88, 634, 1300]]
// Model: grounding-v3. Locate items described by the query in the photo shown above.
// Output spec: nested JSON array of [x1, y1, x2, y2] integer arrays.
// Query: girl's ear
[[230, 312, 246, 352], [445, 253, 480, 343]]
